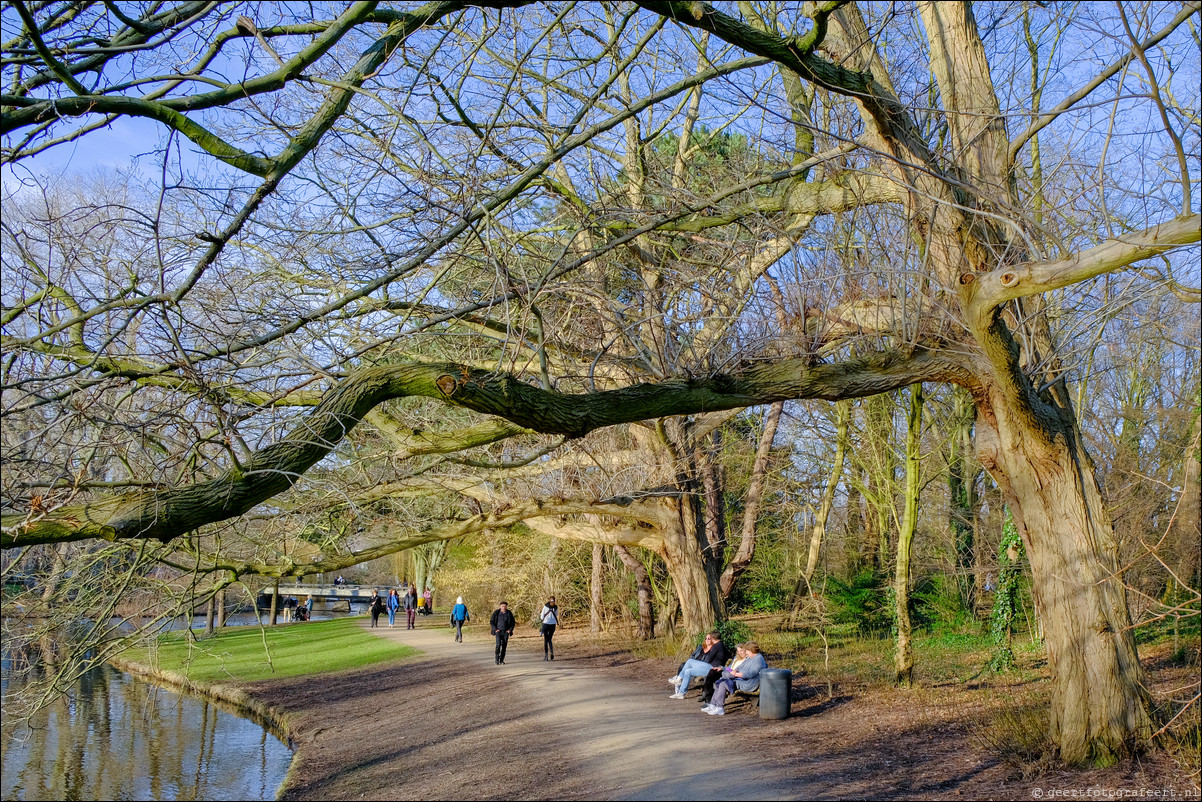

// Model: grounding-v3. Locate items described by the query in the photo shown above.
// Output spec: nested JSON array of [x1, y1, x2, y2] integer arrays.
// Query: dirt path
[[241, 620, 1195, 801], [362, 622, 801, 800]]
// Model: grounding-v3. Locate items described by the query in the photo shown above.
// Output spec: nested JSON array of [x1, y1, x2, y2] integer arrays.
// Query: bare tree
[[3, 2, 1199, 762]]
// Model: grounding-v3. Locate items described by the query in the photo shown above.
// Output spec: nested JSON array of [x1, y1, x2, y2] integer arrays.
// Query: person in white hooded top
[[539, 596, 559, 660]]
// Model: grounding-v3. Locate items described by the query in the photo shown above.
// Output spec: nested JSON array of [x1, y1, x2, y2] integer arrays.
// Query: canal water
[[1, 611, 356, 801]]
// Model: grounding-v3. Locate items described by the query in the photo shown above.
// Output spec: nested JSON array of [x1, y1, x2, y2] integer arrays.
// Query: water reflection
[[2, 644, 294, 801]]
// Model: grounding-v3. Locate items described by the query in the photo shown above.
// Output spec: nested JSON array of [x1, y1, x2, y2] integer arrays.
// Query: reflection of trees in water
[[2, 655, 290, 801]]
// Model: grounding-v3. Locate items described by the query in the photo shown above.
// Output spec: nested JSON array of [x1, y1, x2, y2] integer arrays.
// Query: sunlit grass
[[127, 617, 417, 683]]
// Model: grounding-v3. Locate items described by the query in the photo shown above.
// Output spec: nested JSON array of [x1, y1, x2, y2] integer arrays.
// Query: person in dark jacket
[[369, 591, 385, 627], [490, 601, 516, 664], [668, 631, 729, 698], [403, 586, 419, 629]]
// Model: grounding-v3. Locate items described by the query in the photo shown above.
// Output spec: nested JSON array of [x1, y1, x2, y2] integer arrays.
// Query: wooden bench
[[728, 687, 760, 710]]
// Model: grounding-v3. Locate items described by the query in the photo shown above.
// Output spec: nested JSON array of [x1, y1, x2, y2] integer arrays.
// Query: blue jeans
[[388, 609, 396, 626], [675, 659, 717, 694]]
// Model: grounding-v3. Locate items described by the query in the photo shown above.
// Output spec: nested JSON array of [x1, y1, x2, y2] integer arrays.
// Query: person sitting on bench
[[704, 642, 766, 716], [700, 643, 749, 705], [669, 631, 729, 699]]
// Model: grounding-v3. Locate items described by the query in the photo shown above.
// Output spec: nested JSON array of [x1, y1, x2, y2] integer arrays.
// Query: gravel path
[[359, 621, 802, 800]]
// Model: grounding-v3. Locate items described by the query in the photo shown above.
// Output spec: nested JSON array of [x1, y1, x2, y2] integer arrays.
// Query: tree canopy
[[2, 1, 1199, 763]]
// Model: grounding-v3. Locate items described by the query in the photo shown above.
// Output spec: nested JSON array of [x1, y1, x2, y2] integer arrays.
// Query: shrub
[[825, 569, 891, 635]]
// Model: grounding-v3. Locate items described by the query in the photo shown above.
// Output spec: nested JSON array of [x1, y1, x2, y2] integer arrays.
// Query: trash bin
[[759, 668, 792, 720]]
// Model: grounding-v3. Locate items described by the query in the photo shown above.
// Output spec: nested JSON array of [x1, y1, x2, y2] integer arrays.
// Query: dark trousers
[[541, 623, 556, 657], [370, 611, 380, 627], [700, 668, 723, 702], [494, 630, 510, 663], [453, 620, 465, 641]]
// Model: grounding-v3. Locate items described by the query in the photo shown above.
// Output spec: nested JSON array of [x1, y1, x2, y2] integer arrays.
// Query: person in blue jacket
[[705, 642, 767, 716], [450, 596, 470, 642], [386, 588, 401, 628]]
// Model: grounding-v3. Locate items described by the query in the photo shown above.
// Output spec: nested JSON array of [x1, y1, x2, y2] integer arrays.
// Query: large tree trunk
[[657, 501, 720, 634], [978, 403, 1152, 764]]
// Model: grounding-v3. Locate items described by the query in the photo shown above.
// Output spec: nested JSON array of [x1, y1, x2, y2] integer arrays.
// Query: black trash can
[[759, 668, 792, 720]]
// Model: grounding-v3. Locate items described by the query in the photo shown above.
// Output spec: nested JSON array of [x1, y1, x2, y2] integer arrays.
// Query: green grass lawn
[[127, 617, 418, 683]]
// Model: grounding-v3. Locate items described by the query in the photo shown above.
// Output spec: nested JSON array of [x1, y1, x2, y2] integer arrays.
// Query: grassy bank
[[124, 617, 417, 683]]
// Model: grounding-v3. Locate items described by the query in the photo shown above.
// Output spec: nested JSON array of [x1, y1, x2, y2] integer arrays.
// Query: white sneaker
[[669, 693, 685, 700], [701, 705, 714, 713], [707, 706, 725, 716], [669, 676, 680, 684]]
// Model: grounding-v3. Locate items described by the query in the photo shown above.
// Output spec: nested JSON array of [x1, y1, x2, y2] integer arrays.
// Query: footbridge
[[257, 583, 391, 611]]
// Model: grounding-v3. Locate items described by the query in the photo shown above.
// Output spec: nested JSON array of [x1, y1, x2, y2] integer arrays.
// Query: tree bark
[[893, 384, 923, 687], [614, 545, 654, 639], [948, 388, 979, 611], [720, 401, 784, 597], [590, 542, 604, 633], [700, 428, 726, 568], [801, 400, 850, 589], [1168, 408, 1201, 598], [658, 499, 721, 634], [977, 399, 1152, 764], [2, 352, 969, 548]]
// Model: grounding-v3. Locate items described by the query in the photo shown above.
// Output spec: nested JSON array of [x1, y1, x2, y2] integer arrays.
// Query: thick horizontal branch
[[2, 350, 968, 547], [665, 169, 898, 233], [365, 410, 535, 459]]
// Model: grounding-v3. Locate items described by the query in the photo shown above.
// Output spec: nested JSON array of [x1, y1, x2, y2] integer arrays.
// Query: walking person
[[386, 588, 401, 628], [539, 595, 559, 660], [490, 600, 516, 664], [404, 585, 419, 629], [369, 591, 385, 627], [422, 587, 434, 616], [451, 596, 470, 642]]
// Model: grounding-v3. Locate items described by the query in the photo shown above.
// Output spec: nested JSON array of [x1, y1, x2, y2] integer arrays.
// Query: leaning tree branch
[[966, 215, 1202, 325], [1, 350, 970, 547]]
